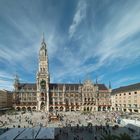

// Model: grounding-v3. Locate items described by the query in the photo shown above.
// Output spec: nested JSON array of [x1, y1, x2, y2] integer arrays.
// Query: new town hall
[[13, 37, 111, 112]]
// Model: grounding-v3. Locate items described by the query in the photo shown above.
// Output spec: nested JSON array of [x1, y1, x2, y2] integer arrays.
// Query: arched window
[[41, 92, 44, 96]]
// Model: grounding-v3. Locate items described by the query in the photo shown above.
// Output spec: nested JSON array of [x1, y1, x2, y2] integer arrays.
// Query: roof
[[0, 128, 25, 140], [18, 83, 37, 90], [16, 127, 40, 139], [17, 83, 108, 91], [36, 127, 55, 139], [0, 127, 55, 140], [50, 83, 108, 91], [49, 83, 82, 91], [0, 90, 12, 93], [112, 83, 140, 94]]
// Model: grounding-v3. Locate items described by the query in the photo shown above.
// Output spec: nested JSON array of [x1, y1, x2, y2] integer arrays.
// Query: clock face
[[40, 80, 46, 89]]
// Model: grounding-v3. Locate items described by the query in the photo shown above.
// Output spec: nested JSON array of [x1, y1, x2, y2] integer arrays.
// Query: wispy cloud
[[0, 71, 15, 90], [0, 0, 140, 89], [113, 76, 139, 88], [68, 0, 87, 38], [51, 0, 140, 85]]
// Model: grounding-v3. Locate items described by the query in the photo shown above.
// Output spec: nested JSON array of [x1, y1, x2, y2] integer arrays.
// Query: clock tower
[[36, 34, 50, 112]]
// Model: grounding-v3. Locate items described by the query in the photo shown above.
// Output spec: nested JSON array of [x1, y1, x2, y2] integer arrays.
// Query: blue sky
[[0, 0, 140, 90]]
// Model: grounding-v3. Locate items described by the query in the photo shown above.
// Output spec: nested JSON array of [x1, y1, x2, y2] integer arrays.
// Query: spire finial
[[79, 79, 81, 84], [42, 32, 45, 43], [14, 73, 19, 85], [96, 76, 98, 84], [41, 32, 46, 48], [109, 81, 111, 89]]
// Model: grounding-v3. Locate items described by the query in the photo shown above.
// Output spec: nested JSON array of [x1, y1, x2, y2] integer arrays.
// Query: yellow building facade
[[0, 90, 13, 109], [111, 83, 140, 113]]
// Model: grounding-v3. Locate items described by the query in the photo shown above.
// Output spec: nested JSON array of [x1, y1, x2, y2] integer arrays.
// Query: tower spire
[[96, 76, 98, 85], [14, 74, 20, 91], [109, 81, 111, 89], [37, 35, 50, 112], [42, 32, 45, 43], [14, 74, 19, 84], [41, 32, 46, 49]]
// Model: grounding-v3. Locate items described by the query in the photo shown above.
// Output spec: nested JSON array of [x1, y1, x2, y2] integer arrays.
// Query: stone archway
[[27, 107, 31, 111], [107, 106, 110, 111], [49, 106, 53, 112], [55, 106, 59, 111], [129, 109, 132, 112], [71, 106, 74, 111], [123, 108, 126, 112], [103, 106, 106, 111], [32, 106, 36, 111], [16, 107, 21, 111], [22, 107, 26, 111], [98, 106, 101, 111], [134, 109, 138, 113], [66, 106, 69, 111], [60, 106, 63, 111], [90, 107, 92, 111], [40, 102, 45, 111], [76, 106, 79, 111], [84, 107, 86, 111]]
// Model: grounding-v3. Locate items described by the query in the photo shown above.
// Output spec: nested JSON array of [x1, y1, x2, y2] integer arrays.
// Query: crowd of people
[[54, 111, 124, 140], [0, 111, 49, 128], [0, 110, 139, 140]]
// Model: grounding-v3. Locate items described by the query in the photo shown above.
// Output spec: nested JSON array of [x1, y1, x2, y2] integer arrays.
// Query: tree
[[118, 133, 132, 140], [101, 133, 132, 140], [101, 134, 119, 140]]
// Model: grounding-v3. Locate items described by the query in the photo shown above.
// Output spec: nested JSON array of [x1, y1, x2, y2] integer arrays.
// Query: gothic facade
[[13, 37, 111, 112]]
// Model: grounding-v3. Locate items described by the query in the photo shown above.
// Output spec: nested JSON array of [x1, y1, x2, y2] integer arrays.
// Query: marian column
[[36, 34, 50, 112]]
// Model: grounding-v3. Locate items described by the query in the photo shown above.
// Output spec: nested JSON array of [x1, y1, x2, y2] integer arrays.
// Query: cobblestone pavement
[[0, 111, 49, 128], [0, 111, 140, 140]]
